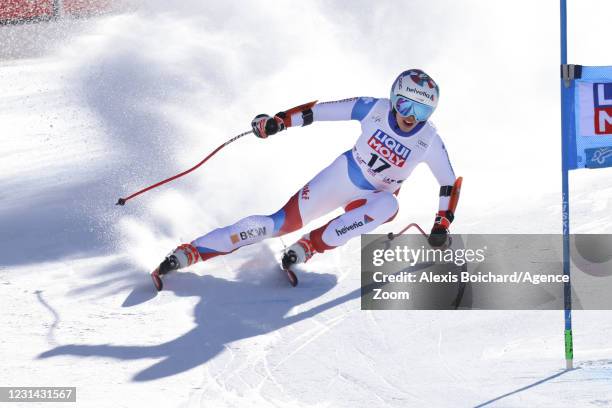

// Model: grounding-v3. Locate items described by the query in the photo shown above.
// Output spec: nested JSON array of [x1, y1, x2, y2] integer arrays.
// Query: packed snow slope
[[1, 2, 612, 407]]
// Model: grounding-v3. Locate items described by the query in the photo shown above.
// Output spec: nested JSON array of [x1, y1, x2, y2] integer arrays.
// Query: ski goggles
[[393, 95, 434, 122]]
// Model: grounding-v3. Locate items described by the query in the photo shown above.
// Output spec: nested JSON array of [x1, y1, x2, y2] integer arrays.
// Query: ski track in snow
[[2, 5, 612, 408]]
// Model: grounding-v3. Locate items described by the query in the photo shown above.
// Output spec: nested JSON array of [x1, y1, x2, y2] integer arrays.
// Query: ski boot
[[151, 244, 200, 291], [151, 255, 180, 291], [281, 238, 316, 287]]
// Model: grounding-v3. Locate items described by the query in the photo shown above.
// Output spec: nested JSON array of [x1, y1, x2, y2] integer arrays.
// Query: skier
[[152, 69, 457, 289]]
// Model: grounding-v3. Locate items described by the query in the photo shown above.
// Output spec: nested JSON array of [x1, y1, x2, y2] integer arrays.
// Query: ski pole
[[116, 129, 253, 206], [387, 223, 428, 240]]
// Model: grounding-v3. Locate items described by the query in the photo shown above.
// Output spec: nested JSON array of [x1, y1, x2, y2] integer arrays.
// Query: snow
[[2, 2, 612, 407]]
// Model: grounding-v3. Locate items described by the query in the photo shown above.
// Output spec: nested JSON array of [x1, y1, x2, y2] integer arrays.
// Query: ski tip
[[151, 269, 163, 291], [284, 268, 298, 287]]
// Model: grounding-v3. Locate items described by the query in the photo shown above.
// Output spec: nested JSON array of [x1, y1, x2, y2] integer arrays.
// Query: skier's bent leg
[[283, 191, 399, 267], [165, 191, 306, 270]]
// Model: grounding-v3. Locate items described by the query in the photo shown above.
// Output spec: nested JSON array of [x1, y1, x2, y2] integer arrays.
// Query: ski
[[151, 268, 163, 291], [282, 267, 298, 287]]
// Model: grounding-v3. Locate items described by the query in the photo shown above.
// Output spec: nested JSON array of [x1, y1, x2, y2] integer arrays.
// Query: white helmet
[[390, 69, 439, 121]]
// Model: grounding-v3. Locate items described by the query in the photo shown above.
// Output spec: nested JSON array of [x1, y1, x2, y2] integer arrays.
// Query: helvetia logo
[[405, 86, 435, 102], [301, 183, 310, 200], [594, 83, 612, 135], [335, 215, 373, 236], [230, 227, 267, 244]]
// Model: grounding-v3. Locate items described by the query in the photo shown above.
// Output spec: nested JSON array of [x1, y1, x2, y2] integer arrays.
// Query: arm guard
[[275, 100, 318, 128], [436, 176, 463, 226]]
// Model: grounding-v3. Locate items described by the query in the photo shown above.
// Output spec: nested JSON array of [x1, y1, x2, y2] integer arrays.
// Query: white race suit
[[191, 97, 456, 262]]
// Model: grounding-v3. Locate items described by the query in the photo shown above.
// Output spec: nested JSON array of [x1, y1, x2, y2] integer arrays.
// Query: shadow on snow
[[38, 253, 363, 382]]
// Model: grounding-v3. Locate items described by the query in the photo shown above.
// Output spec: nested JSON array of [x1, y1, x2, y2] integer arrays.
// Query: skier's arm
[[424, 134, 457, 246], [286, 97, 378, 126], [252, 97, 377, 138]]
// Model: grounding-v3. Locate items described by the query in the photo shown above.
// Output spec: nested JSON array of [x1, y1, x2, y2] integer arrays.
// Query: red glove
[[251, 114, 286, 138]]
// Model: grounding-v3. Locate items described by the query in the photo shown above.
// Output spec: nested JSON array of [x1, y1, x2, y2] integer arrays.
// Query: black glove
[[251, 114, 286, 138], [428, 210, 453, 247]]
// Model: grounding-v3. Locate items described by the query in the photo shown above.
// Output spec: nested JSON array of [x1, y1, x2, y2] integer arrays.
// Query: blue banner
[[567, 66, 612, 169]]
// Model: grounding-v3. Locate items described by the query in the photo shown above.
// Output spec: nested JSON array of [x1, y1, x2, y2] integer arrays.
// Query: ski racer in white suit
[[155, 69, 457, 277]]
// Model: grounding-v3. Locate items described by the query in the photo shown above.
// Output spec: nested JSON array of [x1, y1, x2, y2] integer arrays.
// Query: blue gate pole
[[560, 0, 574, 370]]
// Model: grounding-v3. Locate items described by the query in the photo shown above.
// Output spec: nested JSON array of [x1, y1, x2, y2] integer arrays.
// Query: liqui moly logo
[[367, 129, 411, 167], [594, 83, 612, 135]]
